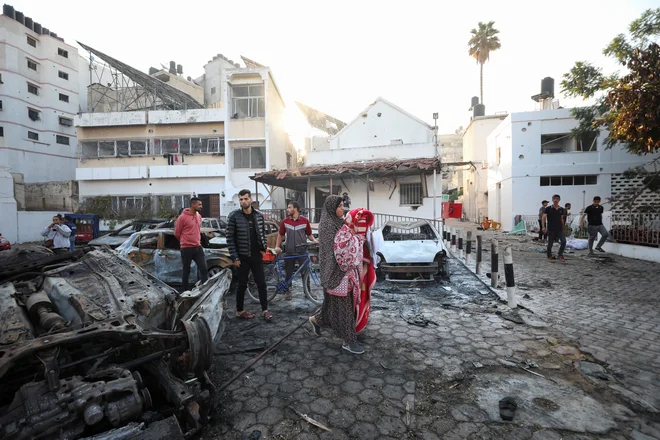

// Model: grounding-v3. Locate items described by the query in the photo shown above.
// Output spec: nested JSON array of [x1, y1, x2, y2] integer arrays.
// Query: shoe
[[595, 247, 605, 253], [547, 258, 555, 263], [342, 342, 365, 354], [309, 316, 321, 336], [587, 251, 594, 257], [559, 256, 566, 262]]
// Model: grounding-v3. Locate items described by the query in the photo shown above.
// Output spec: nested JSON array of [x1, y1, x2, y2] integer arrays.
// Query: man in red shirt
[[175, 197, 208, 291], [275, 201, 317, 299]]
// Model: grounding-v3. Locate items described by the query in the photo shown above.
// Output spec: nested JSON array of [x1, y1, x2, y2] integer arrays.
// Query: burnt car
[[116, 228, 233, 285], [373, 220, 450, 281], [88, 220, 167, 249], [0, 246, 231, 439]]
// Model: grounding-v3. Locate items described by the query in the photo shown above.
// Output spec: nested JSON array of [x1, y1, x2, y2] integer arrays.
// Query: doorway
[[198, 194, 220, 218], [314, 185, 341, 222]]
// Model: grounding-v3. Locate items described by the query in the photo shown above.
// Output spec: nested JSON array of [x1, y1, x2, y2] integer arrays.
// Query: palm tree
[[468, 21, 501, 105]]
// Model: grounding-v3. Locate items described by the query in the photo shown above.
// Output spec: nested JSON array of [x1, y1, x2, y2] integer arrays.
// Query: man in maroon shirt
[[275, 201, 317, 299]]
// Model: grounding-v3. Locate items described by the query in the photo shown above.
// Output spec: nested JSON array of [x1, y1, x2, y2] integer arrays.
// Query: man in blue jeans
[[580, 196, 609, 256], [542, 194, 566, 262], [64, 216, 77, 252]]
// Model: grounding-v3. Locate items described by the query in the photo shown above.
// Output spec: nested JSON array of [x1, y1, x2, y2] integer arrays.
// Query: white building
[[0, 5, 80, 184], [75, 49, 294, 219], [255, 98, 463, 220], [486, 108, 660, 231]]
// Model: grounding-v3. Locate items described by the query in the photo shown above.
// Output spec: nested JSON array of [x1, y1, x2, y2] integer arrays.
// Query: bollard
[[491, 239, 499, 288], [504, 246, 517, 308], [476, 235, 483, 274], [451, 229, 457, 252], [466, 231, 472, 265], [458, 230, 463, 259]]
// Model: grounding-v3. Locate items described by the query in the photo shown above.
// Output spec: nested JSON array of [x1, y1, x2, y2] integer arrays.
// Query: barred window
[[400, 183, 422, 206]]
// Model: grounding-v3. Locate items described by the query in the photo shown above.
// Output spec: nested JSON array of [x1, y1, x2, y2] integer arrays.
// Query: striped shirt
[[279, 215, 312, 254]]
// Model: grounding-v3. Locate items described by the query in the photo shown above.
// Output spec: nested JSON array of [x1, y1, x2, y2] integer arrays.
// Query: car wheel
[[208, 266, 223, 277], [376, 254, 386, 282], [434, 255, 450, 280]]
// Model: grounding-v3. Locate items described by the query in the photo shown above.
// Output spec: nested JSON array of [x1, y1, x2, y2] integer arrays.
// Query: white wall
[[307, 143, 437, 166], [16, 211, 63, 243], [0, 15, 79, 183], [0, 169, 18, 242], [487, 109, 660, 230], [330, 99, 432, 150]]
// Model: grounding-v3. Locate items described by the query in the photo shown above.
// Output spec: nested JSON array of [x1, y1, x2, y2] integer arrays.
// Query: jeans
[[236, 255, 268, 312], [69, 237, 76, 252], [181, 246, 208, 291], [546, 230, 566, 257], [537, 220, 546, 240], [285, 255, 307, 288], [588, 225, 609, 251]]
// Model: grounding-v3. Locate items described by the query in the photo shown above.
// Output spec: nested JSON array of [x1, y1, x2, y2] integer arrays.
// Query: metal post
[[366, 173, 370, 210], [504, 246, 517, 308], [307, 178, 312, 220], [476, 235, 483, 274], [490, 239, 499, 288], [451, 228, 456, 252], [458, 230, 463, 259], [433, 169, 437, 223], [330, 177, 333, 195], [466, 231, 472, 265], [255, 181, 259, 206]]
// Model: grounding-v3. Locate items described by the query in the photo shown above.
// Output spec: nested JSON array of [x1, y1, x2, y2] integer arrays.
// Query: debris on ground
[[499, 397, 518, 421], [501, 310, 525, 324]]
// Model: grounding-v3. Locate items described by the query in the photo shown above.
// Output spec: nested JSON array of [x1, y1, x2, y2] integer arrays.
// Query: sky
[[10, 0, 658, 136]]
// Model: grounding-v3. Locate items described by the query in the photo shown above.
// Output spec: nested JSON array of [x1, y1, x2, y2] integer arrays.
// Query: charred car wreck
[[0, 246, 231, 439]]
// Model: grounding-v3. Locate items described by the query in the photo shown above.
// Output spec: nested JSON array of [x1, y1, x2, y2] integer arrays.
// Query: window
[[59, 93, 69, 103], [130, 140, 148, 156], [58, 71, 69, 80], [0, 127, 4, 137], [56, 135, 69, 145], [28, 108, 40, 121], [27, 83, 38, 95], [27, 36, 37, 47], [59, 117, 73, 126], [98, 141, 116, 157], [541, 133, 573, 153], [539, 175, 598, 186], [232, 84, 265, 118], [27, 59, 37, 71], [28, 131, 39, 141], [211, 87, 216, 94], [233, 145, 266, 169], [400, 183, 423, 206], [58, 48, 68, 58], [576, 132, 598, 152]]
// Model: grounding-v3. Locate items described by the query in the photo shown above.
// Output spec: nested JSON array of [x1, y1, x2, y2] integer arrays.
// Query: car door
[[123, 233, 158, 275], [153, 233, 197, 285]]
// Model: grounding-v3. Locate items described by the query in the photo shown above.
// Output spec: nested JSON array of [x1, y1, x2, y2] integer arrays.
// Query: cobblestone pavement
[[200, 258, 660, 439]]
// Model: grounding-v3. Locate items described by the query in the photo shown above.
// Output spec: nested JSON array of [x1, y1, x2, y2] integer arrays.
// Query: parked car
[[209, 219, 280, 249], [0, 246, 231, 438], [201, 217, 227, 232], [373, 220, 450, 281], [0, 233, 10, 251], [116, 228, 233, 285], [64, 213, 101, 244], [89, 219, 166, 249]]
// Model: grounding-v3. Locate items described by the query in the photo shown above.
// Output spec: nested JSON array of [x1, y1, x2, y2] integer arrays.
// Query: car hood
[[88, 234, 127, 247], [373, 234, 445, 264]]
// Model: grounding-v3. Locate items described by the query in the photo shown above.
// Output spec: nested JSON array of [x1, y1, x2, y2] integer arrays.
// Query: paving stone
[[349, 422, 380, 440], [309, 398, 334, 416], [450, 404, 490, 422], [340, 380, 364, 394], [290, 369, 310, 381], [358, 388, 382, 405], [430, 418, 456, 436], [243, 396, 269, 413], [531, 430, 563, 440], [377, 415, 408, 437], [267, 371, 288, 384], [256, 407, 284, 425], [505, 427, 534, 439]]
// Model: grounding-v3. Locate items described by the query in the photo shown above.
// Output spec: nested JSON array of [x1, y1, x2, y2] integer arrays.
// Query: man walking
[[542, 194, 566, 262], [227, 189, 272, 321], [64, 216, 77, 252], [580, 196, 609, 256], [41, 214, 72, 254], [536, 200, 549, 241], [274, 201, 318, 300], [175, 197, 208, 291]]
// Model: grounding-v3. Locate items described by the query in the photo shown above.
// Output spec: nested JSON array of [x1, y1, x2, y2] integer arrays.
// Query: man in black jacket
[[227, 189, 272, 321]]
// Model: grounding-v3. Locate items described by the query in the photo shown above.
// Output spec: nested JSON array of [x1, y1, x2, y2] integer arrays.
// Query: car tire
[[434, 254, 450, 281], [208, 266, 223, 277], [376, 253, 386, 282]]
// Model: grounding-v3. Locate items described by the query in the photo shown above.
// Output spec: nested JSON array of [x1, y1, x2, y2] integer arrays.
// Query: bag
[[45, 239, 54, 247]]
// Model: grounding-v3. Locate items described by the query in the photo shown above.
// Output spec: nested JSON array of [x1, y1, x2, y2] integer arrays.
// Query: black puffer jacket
[[226, 208, 267, 260]]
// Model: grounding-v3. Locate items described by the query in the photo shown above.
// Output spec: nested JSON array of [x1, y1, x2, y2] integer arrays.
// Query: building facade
[[486, 108, 660, 231], [75, 58, 294, 218], [0, 6, 80, 185]]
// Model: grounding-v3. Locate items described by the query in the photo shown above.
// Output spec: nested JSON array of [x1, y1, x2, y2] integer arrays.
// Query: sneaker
[[547, 257, 555, 263], [559, 256, 566, 262], [595, 247, 605, 253], [342, 342, 365, 354], [308, 317, 321, 336]]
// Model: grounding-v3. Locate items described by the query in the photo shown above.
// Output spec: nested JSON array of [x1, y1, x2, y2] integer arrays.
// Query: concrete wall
[[0, 15, 79, 182], [0, 169, 18, 242], [486, 109, 660, 231], [462, 115, 507, 222], [16, 211, 63, 243], [24, 180, 78, 211], [307, 143, 437, 166]]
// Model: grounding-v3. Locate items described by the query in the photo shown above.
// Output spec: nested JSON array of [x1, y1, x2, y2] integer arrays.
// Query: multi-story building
[[0, 5, 80, 209], [75, 48, 294, 218]]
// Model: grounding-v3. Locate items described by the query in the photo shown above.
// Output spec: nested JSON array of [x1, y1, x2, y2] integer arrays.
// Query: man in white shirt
[[41, 214, 72, 254]]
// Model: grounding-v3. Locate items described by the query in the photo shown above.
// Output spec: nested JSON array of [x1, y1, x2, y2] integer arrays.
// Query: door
[[314, 185, 341, 222], [153, 233, 196, 285]]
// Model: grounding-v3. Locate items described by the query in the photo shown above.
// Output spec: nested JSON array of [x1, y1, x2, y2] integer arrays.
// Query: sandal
[[263, 311, 273, 322], [236, 310, 255, 319]]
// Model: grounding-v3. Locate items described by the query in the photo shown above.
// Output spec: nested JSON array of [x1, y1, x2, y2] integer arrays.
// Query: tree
[[468, 21, 502, 105], [561, 8, 660, 210]]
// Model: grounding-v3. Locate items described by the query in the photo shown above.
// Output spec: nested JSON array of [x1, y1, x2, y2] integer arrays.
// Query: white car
[[373, 220, 450, 281]]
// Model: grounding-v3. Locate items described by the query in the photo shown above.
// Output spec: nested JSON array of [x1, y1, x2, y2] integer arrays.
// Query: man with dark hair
[[227, 189, 272, 320], [580, 196, 609, 256], [537, 200, 549, 241], [175, 197, 208, 291], [542, 194, 566, 262], [274, 201, 317, 300], [63, 216, 77, 252], [41, 214, 71, 254], [342, 192, 351, 210]]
